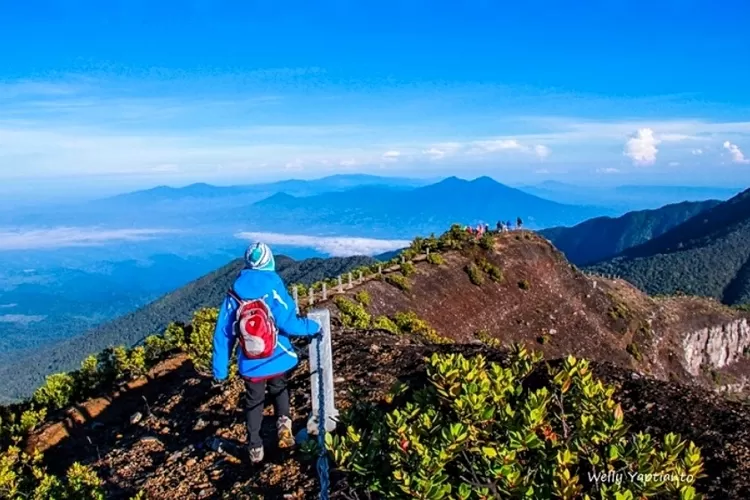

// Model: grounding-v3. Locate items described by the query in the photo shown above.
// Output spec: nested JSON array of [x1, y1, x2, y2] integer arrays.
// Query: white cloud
[[0, 304, 17, 309], [692, 148, 703, 155], [535, 168, 550, 174], [723, 141, 750, 164], [235, 231, 410, 257], [668, 161, 680, 166], [422, 147, 446, 159], [534, 144, 551, 158], [0, 314, 46, 325], [382, 150, 401, 159], [339, 159, 357, 166], [473, 139, 525, 152], [624, 128, 660, 166], [660, 133, 692, 142], [0, 227, 181, 250], [596, 167, 620, 174]]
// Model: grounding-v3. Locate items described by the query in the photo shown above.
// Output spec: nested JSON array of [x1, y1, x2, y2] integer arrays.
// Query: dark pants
[[244, 374, 290, 448]]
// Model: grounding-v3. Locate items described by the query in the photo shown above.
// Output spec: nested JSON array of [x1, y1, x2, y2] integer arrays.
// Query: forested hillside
[[541, 199, 719, 265], [588, 188, 750, 305], [0, 254, 375, 403]]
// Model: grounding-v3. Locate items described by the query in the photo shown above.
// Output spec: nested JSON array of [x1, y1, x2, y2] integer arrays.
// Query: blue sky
[[1, 0, 749, 200]]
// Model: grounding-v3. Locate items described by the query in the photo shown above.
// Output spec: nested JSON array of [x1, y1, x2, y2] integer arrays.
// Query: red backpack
[[227, 289, 278, 359]]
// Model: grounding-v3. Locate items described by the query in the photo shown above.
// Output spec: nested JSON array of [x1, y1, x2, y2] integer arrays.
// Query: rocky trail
[[32, 323, 750, 499]]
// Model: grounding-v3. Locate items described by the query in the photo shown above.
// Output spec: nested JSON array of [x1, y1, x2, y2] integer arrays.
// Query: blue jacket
[[212, 268, 321, 380]]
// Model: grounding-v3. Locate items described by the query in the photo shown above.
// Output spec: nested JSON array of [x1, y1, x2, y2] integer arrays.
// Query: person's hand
[[309, 330, 323, 341]]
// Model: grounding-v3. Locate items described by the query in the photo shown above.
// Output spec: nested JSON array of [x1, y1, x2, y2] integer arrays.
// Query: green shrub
[[426, 253, 445, 266], [478, 232, 495, 250], [627, 342, 643, 361], [75, 355, 101, 394], [164, 322, 188, 351], [476, 257, 504, 283], [518, 279, 531, 290], [475, 329, 501, 349], [185, 307, 219, 375], [400, 261, 416, 277], [19, 408, 47, 434], [372, 316, 399, 335], [327, 349, 704, 499], [143, 335, 171, 364], [385, 274, 411, 291], [0, 447, 105, 499], [334, 296, 371, 330], [437, 224, 473, 250], [465, 263, 484, 286], [32, 373, 76, 411], [354, 290, 371, 306], [393, 312, 450, 344]]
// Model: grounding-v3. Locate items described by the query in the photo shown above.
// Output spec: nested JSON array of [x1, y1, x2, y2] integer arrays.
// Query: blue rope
[[316, 331, 330, 500]]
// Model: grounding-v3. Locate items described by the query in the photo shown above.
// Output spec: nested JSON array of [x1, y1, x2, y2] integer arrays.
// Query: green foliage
[[143, 335, 172, 363], [518, 279, 531, 290], [75, 355, 101, 394], [164, 322, 189, 351], [478, 232, 495, 250], [465, 263, 485, 286], [426, 253, 445, 266], [185, 307, 219, 374], [476, 257, 504, 283], [328, 349, 704, 499], [32, 373, 76, 411], [385, 274, 411, 292], [335, 296, 371, 330], [400, 261, 416, 277], [354, 291, 371, 306], [437, 224, 474, 250], [626, 342, 642, 361], [475, 329, 501, 349], [18, 408, 47, 434], [372, 316, 400, 335], [393, 312, 450, 344], [0, 447, 104, 499], [608, 303, 630, 321]]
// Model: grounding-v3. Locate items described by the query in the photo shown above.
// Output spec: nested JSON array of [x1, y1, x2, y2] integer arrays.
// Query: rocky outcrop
[[682, 319, 750, 376]]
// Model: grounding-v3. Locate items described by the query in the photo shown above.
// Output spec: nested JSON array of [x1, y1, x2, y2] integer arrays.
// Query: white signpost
[[306, 308, 339, 434]]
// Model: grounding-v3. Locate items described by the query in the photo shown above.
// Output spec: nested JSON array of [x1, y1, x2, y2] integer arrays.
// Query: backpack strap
[[227, 288, 243, 304]]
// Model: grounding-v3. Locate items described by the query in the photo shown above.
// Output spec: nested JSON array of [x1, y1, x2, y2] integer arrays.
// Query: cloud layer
[[235, 231, 410, 257], [0, 227, 181, 251], [723, 141, 750, 164]]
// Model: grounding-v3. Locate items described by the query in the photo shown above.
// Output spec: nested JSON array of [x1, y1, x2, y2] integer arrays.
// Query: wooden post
[[426, 248, 430, 256], [400, 255, 405, 264], [348, 272, 353, 288], [358, 270, 363, 283], [378, 264, 382, 275], [322, 282, 327, 301], [338, 275, 343, 293], [293, 286, 299, 314], [308, 287, 315, 306]]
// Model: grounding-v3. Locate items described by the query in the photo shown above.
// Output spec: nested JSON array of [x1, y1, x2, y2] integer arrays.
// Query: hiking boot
[[249, 446, 264, 464], [277, 416, 295, 449]]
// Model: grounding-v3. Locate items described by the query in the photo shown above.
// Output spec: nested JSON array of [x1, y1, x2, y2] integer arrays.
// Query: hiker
[[496, 221, 502, 232], [212, 242, 322, 464], [517, 217, 523, 229]]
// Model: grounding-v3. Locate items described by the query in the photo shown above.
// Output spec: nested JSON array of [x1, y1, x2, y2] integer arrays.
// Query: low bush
[[372, 315, 400, 335], [518, 279, 531, 290], [327, 348, 704, 499], [385, 274, 411, 291], [354, 290, 371, 306], [185, 307, 219, 375], [626, 342, 643, 361], [465, 263, 485, 286], [393, 312, 450, 344], [334, 296, 371, 330], [32, 373, 76, 412], [478, 232, 495, 250], [426, 253, 445, 266], [400, 261, 416, 277], [475, 329, 501, 349], [476, 257, 504, 283]]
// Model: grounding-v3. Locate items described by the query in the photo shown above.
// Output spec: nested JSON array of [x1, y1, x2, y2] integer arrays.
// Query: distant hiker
[[506, 220, 513, 231], [485, 223, 490, 233], [212, 242, 321, 464], [496, 221, 502, 232], [517, 217, 523, 229]]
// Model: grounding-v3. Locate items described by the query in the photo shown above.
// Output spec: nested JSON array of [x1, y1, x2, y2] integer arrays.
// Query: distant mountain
[[588, 187, 750, 305], [540, 199, 720, 265], [247, 176, 606, 237], [520, 182, 741, 212], [0, 253, 377, 402]]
